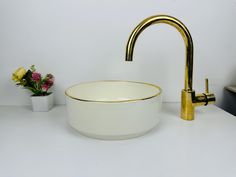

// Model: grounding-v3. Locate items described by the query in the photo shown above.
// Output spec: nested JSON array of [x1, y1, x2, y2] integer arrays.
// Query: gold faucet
[[125, 15, 216, 121]]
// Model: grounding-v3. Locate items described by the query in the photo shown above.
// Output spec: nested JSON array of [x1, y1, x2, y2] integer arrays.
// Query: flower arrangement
[[12, 65, 55, 96]]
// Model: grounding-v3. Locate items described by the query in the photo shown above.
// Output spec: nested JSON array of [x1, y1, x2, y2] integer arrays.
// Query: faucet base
[[181, 90, 194, 120]]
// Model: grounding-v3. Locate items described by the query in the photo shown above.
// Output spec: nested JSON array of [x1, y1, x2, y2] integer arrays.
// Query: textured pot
[[31, 93, 54, 112]]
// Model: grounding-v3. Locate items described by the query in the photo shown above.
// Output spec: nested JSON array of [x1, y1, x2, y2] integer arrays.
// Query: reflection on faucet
[[125, 15, 215, 121]]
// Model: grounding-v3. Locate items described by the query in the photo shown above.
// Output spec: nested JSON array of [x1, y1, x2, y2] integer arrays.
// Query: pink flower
[[46, 78, 54, 87], [32, 72, 41, 82], [42, 84, 49, 92], [46, 74, 54, 79]]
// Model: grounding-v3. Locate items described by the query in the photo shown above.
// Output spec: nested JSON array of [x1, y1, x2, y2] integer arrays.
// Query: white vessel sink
[[65, 81, 162, 140]]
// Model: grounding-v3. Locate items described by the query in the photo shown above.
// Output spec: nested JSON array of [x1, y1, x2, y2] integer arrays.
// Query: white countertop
[[0, 103, 236, 177]]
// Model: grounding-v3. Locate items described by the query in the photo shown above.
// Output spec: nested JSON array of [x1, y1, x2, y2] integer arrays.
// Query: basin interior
[[65, 81, 161, 102]]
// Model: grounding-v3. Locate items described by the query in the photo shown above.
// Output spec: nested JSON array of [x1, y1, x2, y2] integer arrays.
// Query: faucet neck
[[125, 15, 194, 91]]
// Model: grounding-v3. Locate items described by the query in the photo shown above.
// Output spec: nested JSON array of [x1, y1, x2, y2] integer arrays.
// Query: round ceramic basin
[[65, 80, 162, 140]]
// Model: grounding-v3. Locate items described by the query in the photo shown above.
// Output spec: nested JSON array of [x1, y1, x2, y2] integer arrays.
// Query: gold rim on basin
[[65, 80, 162, 103]]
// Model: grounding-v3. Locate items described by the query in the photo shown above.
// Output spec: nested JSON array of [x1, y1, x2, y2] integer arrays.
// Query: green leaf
[[30, 65, 36, 72]]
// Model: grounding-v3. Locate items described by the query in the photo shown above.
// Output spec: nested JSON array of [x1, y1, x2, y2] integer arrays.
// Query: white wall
[[0, 0, 235, 106]]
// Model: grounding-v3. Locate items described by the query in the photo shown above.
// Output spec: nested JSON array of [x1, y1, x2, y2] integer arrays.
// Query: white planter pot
[[31, 93, 54, 112]]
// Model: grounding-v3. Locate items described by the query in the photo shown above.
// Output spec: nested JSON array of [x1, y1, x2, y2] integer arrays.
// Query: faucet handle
[[205, 78, 209, 93], [194, 78, 216, 106], [203, 78, 216, 105]]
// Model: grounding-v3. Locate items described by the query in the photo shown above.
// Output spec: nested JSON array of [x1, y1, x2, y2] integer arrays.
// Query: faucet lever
[[205, 78, 209, 93], [194, 78, 216, 107]]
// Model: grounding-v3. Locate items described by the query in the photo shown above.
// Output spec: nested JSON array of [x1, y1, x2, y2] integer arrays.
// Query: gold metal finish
[[65, 80, 162, 103], [205, 78, 209, 93], [125, 15, 216, 120]]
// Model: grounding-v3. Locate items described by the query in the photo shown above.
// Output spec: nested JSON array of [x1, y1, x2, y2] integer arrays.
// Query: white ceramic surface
[[65, 81, 162, 140], [1, 104, 236, 177], [31, 93, 54, 112]]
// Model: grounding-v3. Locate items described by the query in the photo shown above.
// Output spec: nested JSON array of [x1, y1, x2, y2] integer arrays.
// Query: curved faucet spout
[[125, 15, 215, 120], [125, 15, 194, 91]]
